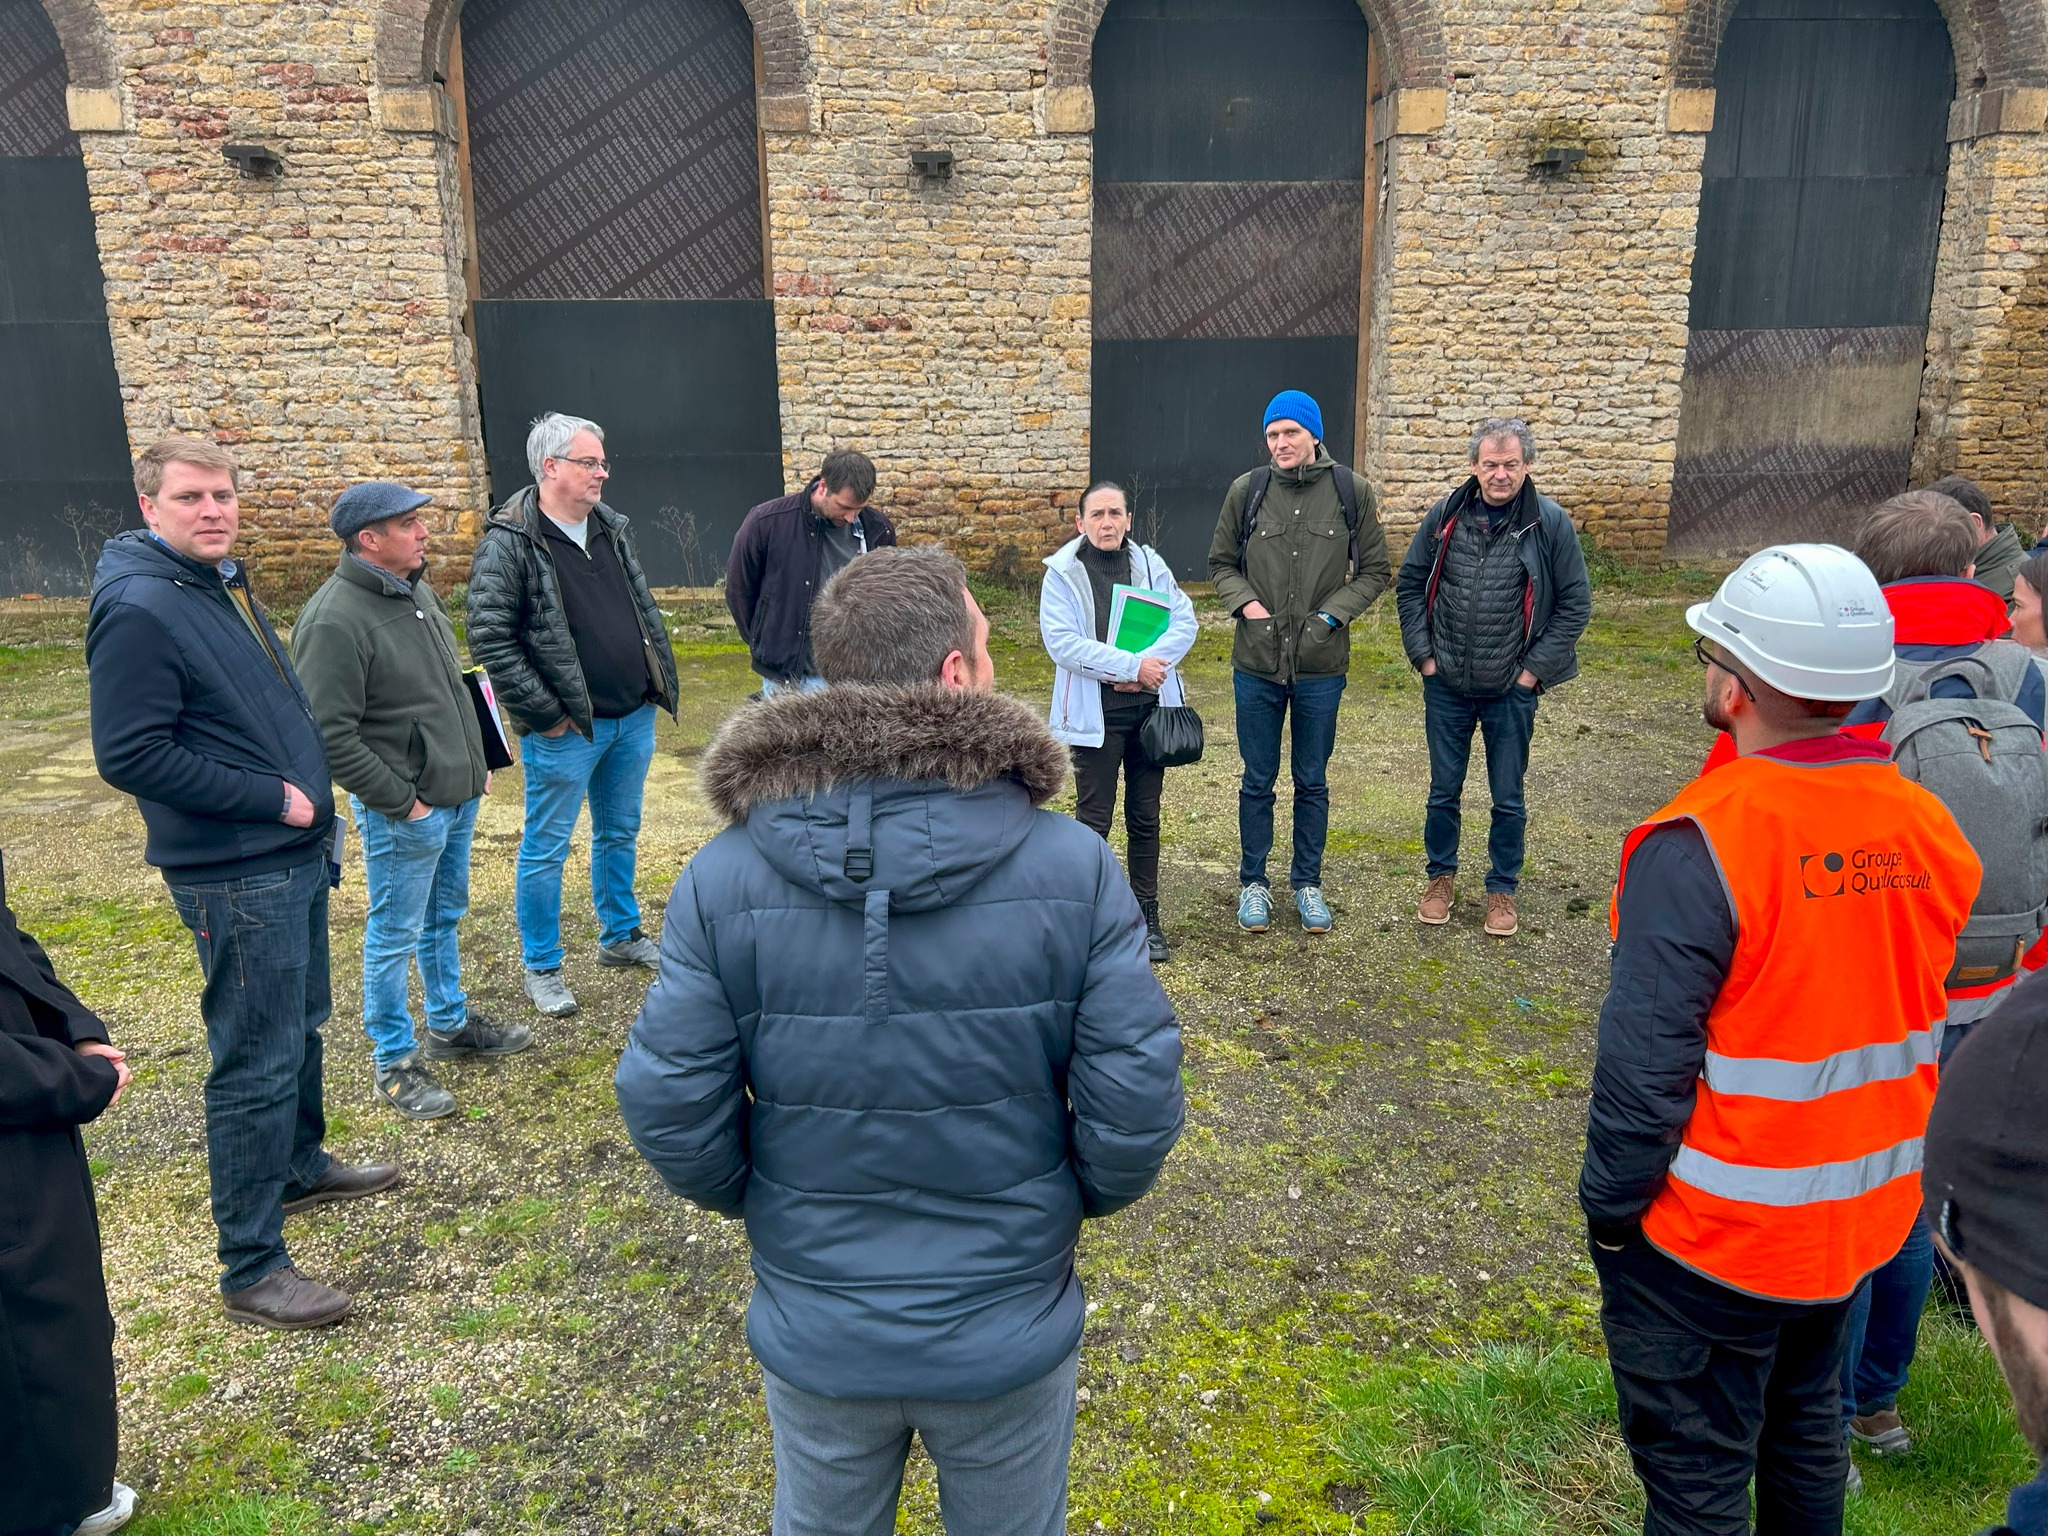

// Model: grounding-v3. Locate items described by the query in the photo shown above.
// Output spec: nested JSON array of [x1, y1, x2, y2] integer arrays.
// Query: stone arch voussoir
[[1047, 0, 1446, 92], [38, 0, 117, 91], [374, 0, 813, 96], [1672, 0, 2048, 93]]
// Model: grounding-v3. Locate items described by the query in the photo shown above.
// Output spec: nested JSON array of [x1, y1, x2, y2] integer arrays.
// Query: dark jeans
[[1072, 704, 1164, 902], [165, 856, 333, 1294], [1234, 670, 1346, 889], [1840, 1210, 1934, 1426], [1423, 672, 1538, 894], [1593, 1236, 1851, 1536]]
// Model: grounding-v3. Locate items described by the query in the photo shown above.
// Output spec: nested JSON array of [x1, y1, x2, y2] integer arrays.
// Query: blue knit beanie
[[1263, 389, 1324, 443]]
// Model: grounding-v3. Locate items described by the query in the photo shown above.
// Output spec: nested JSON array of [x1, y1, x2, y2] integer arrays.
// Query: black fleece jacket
[[86, 532, 333, 883]]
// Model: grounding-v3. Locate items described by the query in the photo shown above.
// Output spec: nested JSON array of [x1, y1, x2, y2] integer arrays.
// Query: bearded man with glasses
[[467, 412, 679, 1020]]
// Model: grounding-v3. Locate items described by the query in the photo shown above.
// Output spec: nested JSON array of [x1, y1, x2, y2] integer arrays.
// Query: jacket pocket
[[405, 718, 426, 782], [1296, 614, 1350, 675], [1232, 615, 1282, 676]]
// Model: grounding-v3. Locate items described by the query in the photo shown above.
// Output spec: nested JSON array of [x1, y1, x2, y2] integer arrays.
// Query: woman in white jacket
[[1040, 481, 1198, 962]]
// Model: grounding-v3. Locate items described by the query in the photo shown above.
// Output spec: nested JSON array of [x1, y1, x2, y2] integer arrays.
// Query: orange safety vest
[[1611, 751, 1980, 1303]]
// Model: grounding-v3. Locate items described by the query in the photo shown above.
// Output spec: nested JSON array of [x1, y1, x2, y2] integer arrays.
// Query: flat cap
[[330, 481, 433, 539]]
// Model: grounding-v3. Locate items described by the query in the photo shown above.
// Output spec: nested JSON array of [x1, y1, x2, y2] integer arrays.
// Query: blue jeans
[[516, 705, 657, 971], [1234, 670, 1347, 889], [761, 675, 827, 696], [1423, 672, 1539, 894], [1841, 1209, 1934, 1426], [164, 856, 333, 1294], [762, 1347, 1080, 1536], [352, 796, 479, 1069]]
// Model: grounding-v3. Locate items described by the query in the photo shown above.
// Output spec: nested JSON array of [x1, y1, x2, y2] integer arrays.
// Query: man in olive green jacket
[[1207, 390, 1390, 936], [292, 483, 529, 1123]]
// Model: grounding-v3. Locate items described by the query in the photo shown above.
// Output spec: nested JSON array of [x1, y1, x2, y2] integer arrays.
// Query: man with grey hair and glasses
[[1394, 417, 1590, 937], [467, 412, 680, 1019]]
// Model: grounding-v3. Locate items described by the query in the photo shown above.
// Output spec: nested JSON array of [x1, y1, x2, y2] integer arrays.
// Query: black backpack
[[1234, 465, 1362, 574]]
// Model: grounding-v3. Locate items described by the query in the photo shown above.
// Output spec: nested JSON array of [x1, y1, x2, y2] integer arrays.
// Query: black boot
[[1139, 899, 1168, 964]]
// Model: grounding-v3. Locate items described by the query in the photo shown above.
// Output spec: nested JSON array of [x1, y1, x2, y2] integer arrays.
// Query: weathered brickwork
[[41, 0, 2048, 580], [74, 2, 480, 597]]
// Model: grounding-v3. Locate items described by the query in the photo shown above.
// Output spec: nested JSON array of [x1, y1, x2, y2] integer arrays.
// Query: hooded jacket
[[614, 684, 1184, 1401], [465, 486, 679, 739], [726, 482, 899, 683], [1039, 535, 1197, 748], [1974, 522, 2027, 608], [291, 554, 488, 818], [86, 532, 334, 883]]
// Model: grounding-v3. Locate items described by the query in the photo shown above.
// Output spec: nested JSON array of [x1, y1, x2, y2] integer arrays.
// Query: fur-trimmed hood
[[699, 684, 1071, 913]]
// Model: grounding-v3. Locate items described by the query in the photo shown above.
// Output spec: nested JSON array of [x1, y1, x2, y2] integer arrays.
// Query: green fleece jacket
[[1206, 450, 1391, 680], [291, 555, 488, 818], [1975, 522, 2027, 608]]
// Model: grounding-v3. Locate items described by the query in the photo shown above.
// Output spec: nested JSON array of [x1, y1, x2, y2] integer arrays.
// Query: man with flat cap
[[293, 483, 530, 1123]]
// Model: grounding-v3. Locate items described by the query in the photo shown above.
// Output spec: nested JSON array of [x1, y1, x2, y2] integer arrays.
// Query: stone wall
[[73, 0, 482, 600]]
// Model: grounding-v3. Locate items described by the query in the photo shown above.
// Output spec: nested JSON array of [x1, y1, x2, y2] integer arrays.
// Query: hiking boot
[[1418, 875, 1454, 925], [423, 1012, 534, 1060], [1850, 1408, 1913, 1457], [597, 928, 661, 968], [222, 1264, 353, 1330], [1237, 884, 1271, 933], [1139, 899, 1169, 964], [523, 967, 579, 1017], [76, 1482, 137, 1535], [281, 1159, 403, 1215], [1295, 885, 1333, 934], [372, 1053, 456, 1121], [1485, 892, 1519, 937]]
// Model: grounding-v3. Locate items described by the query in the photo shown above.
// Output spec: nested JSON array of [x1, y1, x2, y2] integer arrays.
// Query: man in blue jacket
[[86, 436, 399, 1331], [617, 546, 1184, 1536]]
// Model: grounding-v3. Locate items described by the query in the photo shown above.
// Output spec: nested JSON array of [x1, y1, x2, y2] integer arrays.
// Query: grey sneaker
[[523, 967, 580, 1017], [423, 1012, 534, 1059], [373, 1053, 456, 1121], [76, 1482, 137, 1535], [597, 928, 661, 968]]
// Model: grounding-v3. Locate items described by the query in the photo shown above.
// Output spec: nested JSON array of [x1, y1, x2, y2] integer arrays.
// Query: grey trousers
[[761, 1348, 1081, 1536]]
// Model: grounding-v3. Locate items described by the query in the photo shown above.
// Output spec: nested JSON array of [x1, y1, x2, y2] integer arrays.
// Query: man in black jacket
[[86, 436, 399, 1331], [466, 413, 680, 1021], [0, 853, 136, 1536], [726, 449, 897, 693], [1394, 418, 1591, 938]]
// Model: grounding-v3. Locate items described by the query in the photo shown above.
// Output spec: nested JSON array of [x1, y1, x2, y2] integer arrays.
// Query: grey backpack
[[1880, 643, 2048, 987]]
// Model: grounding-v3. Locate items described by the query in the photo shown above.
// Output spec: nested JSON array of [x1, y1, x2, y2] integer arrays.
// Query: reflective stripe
[[1702, 1031, 1936, 1102], [1670, 1137, 1923, 1207], [1944, 988, 2012, 1031]]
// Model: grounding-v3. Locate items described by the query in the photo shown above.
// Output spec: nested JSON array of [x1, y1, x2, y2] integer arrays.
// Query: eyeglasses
[[1693, 634, 1757, 701], [551, 455, 610, 475]]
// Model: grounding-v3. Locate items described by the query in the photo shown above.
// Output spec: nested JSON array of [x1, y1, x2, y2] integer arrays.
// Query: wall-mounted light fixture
[[910, 148, 954, 181], [223, 143, 285, 179]]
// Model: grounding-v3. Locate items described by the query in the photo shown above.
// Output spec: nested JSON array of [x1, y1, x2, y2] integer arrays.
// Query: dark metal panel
[[471, 298, 783, 587], [1094, 181, 1364, 341], [1093, 2, 1369, 184], [0, 0, 74, 157], [0, 158, 122, 322], [1091, 335, 1358, 577], [461, 0, 765, 302]]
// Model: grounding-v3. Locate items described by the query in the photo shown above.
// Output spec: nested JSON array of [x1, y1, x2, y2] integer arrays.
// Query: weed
[[162, 1372, 210, 1410]]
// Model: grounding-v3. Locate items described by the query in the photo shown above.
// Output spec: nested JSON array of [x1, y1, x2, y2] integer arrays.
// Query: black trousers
[[1592, 1237, 1852, 1536], [1072, 703, 1163, 902]]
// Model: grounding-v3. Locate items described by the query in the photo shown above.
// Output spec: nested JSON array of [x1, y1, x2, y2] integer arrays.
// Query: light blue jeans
[[516, 705, 657, 971], [761, 675, 828, 696], [352, 795, 478, 1069], [761, 1348, 1079, 1536]]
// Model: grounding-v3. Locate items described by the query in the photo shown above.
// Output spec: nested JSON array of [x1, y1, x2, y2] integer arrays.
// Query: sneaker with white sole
[[597, 929, 661, 968], [373, 1052, 456, 1121], [77, 1482, 138, 1535], [1295, 885, 1333, 934], [1237, 884, 1272, 933], [1850, 1408, 1913, 1457], [523, 967, 579, 1017]]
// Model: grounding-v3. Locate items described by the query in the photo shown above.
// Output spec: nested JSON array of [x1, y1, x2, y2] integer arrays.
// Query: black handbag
[[1140, 703, 1204, 767]]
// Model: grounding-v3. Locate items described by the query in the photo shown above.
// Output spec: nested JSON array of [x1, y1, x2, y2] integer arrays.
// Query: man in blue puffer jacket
[[616, 546, 1183, 1536]]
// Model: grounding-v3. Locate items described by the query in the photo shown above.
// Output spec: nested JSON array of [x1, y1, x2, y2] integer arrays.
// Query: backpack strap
[[1234, 466, 1273, 572], [1884, 651, 2012, 717], [1332, 466, 1360, 575]]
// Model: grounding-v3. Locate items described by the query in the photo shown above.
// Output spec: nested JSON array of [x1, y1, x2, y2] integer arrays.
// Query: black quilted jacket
[[466, 487, 679, 739]]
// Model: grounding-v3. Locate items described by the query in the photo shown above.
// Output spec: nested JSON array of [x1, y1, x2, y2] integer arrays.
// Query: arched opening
[[1088, 0, 1373, 575], [0, 0, 131, 595], [452, 0, 784, 584], [1666, 0, 1955, 556]]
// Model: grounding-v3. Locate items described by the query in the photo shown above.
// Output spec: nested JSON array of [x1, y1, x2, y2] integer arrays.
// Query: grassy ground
[[0, 573, 2026, 1536]]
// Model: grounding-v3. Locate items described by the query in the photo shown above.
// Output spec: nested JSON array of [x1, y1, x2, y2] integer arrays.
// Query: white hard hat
[[1686, 543, 1894, 702]]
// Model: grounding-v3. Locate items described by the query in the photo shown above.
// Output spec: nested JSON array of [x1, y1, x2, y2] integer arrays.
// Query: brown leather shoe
[[1485, 892, 1519, 937], [222, 1264, 353, 1330], [281, 1160, 402, 1215], [1417, 875, 1454, 925]]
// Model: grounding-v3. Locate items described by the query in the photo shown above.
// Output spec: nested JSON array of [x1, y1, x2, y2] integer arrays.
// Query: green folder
[[1107, 584, 1172, 653]]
